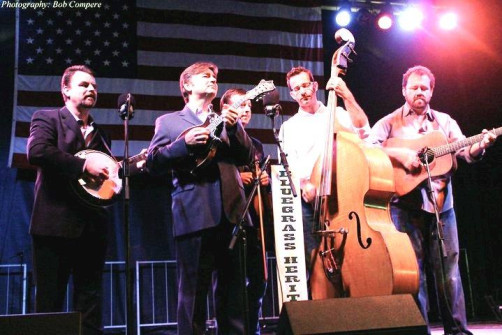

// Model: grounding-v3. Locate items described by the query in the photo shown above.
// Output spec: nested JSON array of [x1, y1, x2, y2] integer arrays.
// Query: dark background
[[1, 0, 501, 323]]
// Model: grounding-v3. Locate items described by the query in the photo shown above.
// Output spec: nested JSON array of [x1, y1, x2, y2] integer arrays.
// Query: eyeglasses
[[291, 81, 314, 93]]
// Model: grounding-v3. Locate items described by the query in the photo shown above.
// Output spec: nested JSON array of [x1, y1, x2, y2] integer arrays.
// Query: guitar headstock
[[245, 79, 276, 102], [331, 28, 356, 78]]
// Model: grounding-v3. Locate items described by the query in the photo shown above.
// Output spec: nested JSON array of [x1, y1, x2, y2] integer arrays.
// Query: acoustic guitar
[[71, 149, 147, 207], [384, 127, 501, 196], [176, 79, 275, 176]]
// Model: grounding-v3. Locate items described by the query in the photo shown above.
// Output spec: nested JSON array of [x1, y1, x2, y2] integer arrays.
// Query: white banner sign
[[271, 165, 308, 306]]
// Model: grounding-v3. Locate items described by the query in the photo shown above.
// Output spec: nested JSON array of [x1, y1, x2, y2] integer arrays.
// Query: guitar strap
[[430, 109, 447, 136]]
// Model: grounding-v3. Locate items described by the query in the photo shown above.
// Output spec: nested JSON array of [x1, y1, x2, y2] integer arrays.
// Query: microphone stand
[[419, 149, 446, 258], [266, 105, 297, 197], [419, 149, 462, 332], [229, 156, 271, 335], [118, 94, 135, 335]]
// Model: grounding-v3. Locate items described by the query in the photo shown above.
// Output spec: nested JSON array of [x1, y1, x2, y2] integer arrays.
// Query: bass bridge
[[318, 227, 348, 281]]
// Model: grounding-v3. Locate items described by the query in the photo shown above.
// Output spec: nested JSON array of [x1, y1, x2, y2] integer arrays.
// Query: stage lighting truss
[[325, 1, 458, 32]]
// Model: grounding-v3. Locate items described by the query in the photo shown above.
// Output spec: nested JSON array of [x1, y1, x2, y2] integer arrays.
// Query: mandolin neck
[[206, 94, 249, 133]]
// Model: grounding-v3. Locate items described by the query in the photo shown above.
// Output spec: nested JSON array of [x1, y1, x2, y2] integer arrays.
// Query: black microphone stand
[[419, 149, 446, 258], [229, 156, 271, 335], [118, 94, 135, 335], [266, 104, 297, 197], [419, 148, 463, 332]]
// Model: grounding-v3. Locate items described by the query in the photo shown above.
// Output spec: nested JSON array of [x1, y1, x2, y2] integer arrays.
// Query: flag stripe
[[137, 0, 322, 17], [136, 52, 324, 78], [17, 74, 326, 98], [138, 23, 323, 49], [137, 37, 323, 64], [12, 142, 281, 171], [15, 120, 283, 145], [136, 3, 322, 27], [16, 91, 301, 116]]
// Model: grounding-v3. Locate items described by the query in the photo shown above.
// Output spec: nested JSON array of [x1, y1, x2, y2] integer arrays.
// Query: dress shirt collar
[[68, 109, 96, 128], [403, 103, 434, 121], [188, 103, 212, 123]]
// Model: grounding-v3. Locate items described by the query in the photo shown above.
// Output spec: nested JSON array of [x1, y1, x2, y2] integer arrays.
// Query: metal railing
[[0, 256, 280, 334], [134, 255, 280, 334], [0, 263, 27, 315]]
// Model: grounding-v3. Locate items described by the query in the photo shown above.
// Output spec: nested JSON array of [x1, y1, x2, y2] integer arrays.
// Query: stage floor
[[260, 321, 502, 334], [431, 322, 502, 334]]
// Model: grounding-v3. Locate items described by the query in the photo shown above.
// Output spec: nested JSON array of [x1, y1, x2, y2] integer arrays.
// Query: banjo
[[71, 149, 147, 207]]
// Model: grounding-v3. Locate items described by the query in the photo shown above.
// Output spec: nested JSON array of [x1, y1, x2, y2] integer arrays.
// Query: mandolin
[[176, 79, 275, 176]]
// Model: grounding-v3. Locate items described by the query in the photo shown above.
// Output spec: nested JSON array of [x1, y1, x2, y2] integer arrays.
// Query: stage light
[[438, 12, 458, 31], [398, 7, 424, 31], [335, 8, 352, 27], [376, 5, 394, 30], [377, 14, 393, 30]]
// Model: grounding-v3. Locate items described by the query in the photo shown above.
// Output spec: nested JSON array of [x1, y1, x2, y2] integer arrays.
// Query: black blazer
[[147, 105, 255, 237], [27, 107, 110, 238]]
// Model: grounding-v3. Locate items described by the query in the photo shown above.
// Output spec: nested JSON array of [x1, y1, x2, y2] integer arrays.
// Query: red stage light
[[377, 14, 393, 30]]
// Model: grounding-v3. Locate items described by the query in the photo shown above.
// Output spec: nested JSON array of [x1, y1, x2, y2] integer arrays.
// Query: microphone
[[263, 89, 282, 118], [117, 93, 136, 120]]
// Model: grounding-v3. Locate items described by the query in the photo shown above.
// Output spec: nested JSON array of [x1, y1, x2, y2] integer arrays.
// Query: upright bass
[[309, 29, 419, 299]]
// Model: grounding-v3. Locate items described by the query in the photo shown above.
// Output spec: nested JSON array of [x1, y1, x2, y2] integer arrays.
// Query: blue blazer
[[147, 105, 255, 237]]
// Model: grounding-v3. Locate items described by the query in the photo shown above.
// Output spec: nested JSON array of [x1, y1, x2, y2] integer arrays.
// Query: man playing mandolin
[[27, 65, 114, 335], [146, 62, 256, 334], [371, 65, 497, 335]]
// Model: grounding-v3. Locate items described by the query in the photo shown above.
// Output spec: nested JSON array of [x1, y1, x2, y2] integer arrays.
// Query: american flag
[[10, 0, 324, 168]]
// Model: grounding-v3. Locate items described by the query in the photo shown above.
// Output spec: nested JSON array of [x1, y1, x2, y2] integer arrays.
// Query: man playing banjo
[[27, 65, 113, 335]]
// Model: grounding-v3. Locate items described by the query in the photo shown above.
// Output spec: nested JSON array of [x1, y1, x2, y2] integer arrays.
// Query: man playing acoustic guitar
[[371, 65, 497, 335]]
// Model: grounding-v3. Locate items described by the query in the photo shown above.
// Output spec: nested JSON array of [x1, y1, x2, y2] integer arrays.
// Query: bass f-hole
[[349, 211, 372, 249]]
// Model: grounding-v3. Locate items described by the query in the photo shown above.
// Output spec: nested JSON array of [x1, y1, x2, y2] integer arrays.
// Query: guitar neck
[[433, 126, 502, 157]]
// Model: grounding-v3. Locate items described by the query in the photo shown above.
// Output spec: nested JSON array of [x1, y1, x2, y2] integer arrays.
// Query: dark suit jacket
[[147, 105, 255, 237], [27, 107, 110, 238]]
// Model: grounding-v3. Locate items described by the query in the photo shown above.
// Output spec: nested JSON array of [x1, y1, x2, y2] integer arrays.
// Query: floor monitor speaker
[[277, 294, 427, 334], [0, 312, 81, 335]]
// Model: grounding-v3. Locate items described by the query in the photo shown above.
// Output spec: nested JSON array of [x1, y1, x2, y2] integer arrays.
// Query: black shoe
[[443, 331, 473, 335]]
